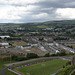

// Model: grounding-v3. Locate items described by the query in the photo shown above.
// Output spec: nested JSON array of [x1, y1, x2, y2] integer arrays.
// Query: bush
[[11, 55, 18, 60], [51, 52, 67, 56], [44, 53, 50, 57], [63, 65, 65, 68], [16, 57, 26, 61], [66, 61, 71, 66]]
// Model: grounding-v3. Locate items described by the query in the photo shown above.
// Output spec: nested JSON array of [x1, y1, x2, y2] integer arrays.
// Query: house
[[46, 41, 53, 45], [0, 43, 9, 48], [21, 45, 31, 49], [29, 42, 38, 46], [16, 45, 31, 49]]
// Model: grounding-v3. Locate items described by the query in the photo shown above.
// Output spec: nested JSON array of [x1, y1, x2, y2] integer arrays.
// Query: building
[[16, 45, 31, 49], [0, 43, 9, 48], [0, 36, 10, 39], [29, 41, 38, 46]]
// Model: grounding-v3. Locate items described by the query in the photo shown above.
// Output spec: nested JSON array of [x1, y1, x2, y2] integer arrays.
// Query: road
[[0, 66, 9, 75]]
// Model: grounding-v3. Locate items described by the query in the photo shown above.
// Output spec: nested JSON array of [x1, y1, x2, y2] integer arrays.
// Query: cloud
[[32, 13, 49, 19], [0, 0, 44, 6], [56, 8, 75, 19], [0, 0, 75, 23]]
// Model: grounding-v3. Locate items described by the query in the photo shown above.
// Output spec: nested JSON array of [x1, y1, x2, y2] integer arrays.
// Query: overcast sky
[[0, 0, 75, 23]]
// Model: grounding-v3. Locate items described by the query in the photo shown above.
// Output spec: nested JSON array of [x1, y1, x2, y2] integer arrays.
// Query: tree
[[71, 56, 75, 66], [26, 53, 39, 59], [44, 53, 50, 57]]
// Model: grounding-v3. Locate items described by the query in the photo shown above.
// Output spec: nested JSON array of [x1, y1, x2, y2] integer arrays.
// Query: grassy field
[[13, 42, 28, 46], [17, 59, 68, 75], [37, 25, 49, 28]]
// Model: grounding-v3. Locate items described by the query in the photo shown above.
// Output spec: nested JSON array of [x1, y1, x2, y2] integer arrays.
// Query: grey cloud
[[0, 0, 75, 23]]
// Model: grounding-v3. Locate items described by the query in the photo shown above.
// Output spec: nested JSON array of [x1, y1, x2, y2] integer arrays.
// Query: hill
[[0, 20, 75, 29]]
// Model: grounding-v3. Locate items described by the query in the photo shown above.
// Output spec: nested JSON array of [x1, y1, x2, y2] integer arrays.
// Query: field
[[17, 59, 68, 75], [72, 45, 75, 49], [37, 25, 49, 28], [13, 42, 28, 46]]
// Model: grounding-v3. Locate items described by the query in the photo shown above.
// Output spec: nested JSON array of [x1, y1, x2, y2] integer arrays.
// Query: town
[[0, 20, 75, 75], [0, 20, 75, 58]]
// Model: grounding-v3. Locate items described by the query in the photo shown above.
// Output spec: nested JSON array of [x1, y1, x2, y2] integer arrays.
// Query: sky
[[0, 0, 75, 23]]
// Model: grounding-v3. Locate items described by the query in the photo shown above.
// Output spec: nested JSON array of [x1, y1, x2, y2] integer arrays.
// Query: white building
[[16, 45, 31, 49], [0, 36, 10, 39]]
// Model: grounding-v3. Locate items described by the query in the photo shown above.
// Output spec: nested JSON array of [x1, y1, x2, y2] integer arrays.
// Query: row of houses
[[16, 41, 38, 49], [54, 42, 75, 53]]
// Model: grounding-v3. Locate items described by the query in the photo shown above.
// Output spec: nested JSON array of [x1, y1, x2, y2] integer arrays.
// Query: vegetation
[[57, 65, 75, 75], [26, 53, 39, 59], [6, 37, 21, 41], [44, 53, 50, 57], [37, 25, 49, 28], [43, 52, 67, 57], [0, 60, 17, 75], [4, 69, 17, 75], [51, 52, 67, 56], [17, 59, 68, 75]]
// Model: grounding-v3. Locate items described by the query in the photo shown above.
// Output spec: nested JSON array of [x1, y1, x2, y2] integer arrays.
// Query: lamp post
[[10, 53, 11, 64], [8, 51, 12, 64]]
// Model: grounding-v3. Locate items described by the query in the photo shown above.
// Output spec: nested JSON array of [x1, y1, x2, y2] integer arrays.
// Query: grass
[[72, 45, 75, 49], [65, 54, 75, 57], [0, 61, 17, 75], [17, 59, 68, 75], [0, 61, 10, 72], [13, 42, 28, 46], [4, 25, 20, 28], [37, 25, 49, 28], [4, 69, 17, 75], [12, 59, 51, 68]]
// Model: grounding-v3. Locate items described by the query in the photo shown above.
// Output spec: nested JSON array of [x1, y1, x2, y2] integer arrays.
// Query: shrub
[[44, 53, 50, 57], [26, 53, 39, 59]]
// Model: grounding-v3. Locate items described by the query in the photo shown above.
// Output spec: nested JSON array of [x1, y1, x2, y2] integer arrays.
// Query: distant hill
[[0, 20, 75, 28]]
